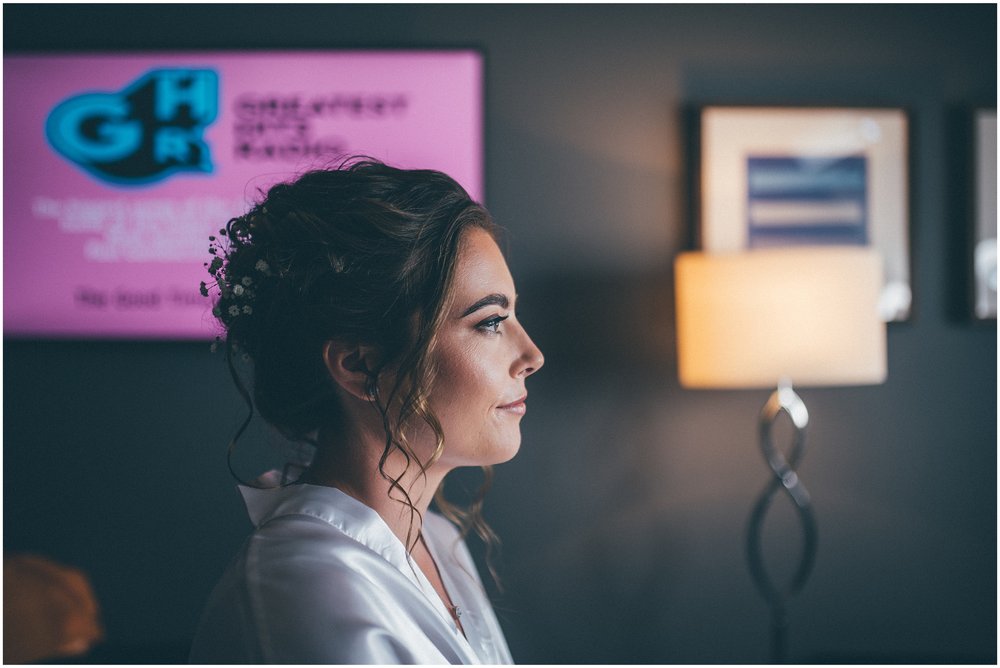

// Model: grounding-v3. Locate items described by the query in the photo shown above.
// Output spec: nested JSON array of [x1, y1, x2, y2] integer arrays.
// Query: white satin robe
[[189, 483, 513, 664]]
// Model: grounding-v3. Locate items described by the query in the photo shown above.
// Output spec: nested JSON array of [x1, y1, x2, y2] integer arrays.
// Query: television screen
[[4, 51, 484, 339]]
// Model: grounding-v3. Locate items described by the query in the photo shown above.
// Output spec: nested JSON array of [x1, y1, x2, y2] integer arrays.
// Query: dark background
[[4, 4, 996, 663]]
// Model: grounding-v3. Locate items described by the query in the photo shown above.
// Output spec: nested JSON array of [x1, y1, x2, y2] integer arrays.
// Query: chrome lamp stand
[[746, 380, 818, 664]]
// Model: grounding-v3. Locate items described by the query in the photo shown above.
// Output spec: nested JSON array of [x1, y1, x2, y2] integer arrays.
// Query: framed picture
[[698, 106, 910, 321], [973, 109, 997, 320]]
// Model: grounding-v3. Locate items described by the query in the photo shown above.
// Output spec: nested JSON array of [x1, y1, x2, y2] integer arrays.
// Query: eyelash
[[476, 314, 509, 334]]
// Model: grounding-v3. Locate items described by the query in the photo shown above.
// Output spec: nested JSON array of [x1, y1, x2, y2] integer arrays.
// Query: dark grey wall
[[4, 4, 996, 663]]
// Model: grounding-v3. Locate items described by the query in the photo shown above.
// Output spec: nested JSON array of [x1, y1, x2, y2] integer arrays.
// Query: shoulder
[[195, 514, 449, 663], [244, 512, 407, 605], [240, 484, 410, 580]]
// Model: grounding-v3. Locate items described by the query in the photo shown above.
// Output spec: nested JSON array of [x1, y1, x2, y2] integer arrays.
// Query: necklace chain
[[418, 535, 464, 630]]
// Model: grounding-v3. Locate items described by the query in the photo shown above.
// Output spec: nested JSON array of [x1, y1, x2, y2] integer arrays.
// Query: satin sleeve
[[191, 514, 472, 664]]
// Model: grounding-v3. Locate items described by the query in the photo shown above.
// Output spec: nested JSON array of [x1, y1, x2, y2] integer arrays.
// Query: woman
[[189, 158, 544, 664]]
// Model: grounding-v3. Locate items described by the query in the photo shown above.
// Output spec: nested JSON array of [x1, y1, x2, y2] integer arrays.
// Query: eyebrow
[[460, 293, 509, 318]]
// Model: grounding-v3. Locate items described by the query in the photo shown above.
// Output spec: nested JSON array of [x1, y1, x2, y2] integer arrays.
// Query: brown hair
[[206, 157, 500, 570]]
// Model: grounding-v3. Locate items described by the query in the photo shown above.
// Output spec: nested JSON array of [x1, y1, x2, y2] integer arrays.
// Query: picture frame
[[973, 108, 997, 320], [698, 106, 911, 321]]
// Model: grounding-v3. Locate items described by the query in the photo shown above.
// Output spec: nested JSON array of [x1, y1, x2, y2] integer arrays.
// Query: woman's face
[[423, 227, 544, 469]]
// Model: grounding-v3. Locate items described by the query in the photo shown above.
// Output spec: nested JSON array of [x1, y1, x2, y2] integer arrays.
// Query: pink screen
[[4, 51, 484, 339]]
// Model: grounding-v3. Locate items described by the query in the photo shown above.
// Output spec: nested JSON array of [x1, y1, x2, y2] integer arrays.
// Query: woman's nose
[[514, 327, 544, 378]]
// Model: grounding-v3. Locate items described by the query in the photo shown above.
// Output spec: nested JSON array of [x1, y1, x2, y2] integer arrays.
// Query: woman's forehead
[[453, 228, 514, 298]]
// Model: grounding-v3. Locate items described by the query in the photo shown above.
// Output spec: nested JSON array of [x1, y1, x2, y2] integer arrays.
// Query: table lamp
[[674, 246, 887, 663]]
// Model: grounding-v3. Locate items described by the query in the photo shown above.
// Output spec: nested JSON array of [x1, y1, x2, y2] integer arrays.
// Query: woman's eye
[[476, 314, 509, 334]]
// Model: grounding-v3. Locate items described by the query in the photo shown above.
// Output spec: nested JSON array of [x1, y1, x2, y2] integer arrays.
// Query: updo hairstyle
[[205, 158, 500, 553]]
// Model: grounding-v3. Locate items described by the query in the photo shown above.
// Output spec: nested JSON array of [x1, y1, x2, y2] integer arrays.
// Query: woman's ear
[[322, 340, 379, 402]]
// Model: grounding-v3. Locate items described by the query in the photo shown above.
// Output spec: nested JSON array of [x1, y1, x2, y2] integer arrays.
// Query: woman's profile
[[189, 158, 543, 664]]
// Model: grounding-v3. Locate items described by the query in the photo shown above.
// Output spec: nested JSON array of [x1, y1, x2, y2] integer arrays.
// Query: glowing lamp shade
[[674, 247, 887, 389]]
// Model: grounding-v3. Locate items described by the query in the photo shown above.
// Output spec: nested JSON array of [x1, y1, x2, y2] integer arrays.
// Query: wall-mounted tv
[[4, 51, 484, 339]]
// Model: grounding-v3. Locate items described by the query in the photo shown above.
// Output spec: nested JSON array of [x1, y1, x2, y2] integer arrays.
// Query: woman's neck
[[303, 428, 448, 551]]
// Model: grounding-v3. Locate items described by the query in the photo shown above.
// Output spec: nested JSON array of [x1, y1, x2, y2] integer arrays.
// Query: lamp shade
[[674, 247, 887, 389]]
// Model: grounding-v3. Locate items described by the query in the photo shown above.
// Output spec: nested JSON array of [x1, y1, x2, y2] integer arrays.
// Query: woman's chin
[[487, 437, 522, 466]]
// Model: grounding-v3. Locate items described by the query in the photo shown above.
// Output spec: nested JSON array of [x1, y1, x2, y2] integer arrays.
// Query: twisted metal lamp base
[[746, 381, 818, 664]]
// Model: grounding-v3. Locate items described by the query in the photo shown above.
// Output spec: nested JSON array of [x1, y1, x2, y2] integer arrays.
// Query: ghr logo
[[46, 68, 218, 185]]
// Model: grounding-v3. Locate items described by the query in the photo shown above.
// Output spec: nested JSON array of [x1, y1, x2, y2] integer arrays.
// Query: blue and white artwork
[[746, 156, 868, 248]]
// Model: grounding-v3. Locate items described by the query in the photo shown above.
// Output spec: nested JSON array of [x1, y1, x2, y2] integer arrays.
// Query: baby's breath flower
[[204, 227, 266, 327]]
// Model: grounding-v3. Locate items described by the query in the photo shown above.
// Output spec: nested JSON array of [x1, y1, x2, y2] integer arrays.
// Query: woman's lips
[[496, 395, 527, 415]]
